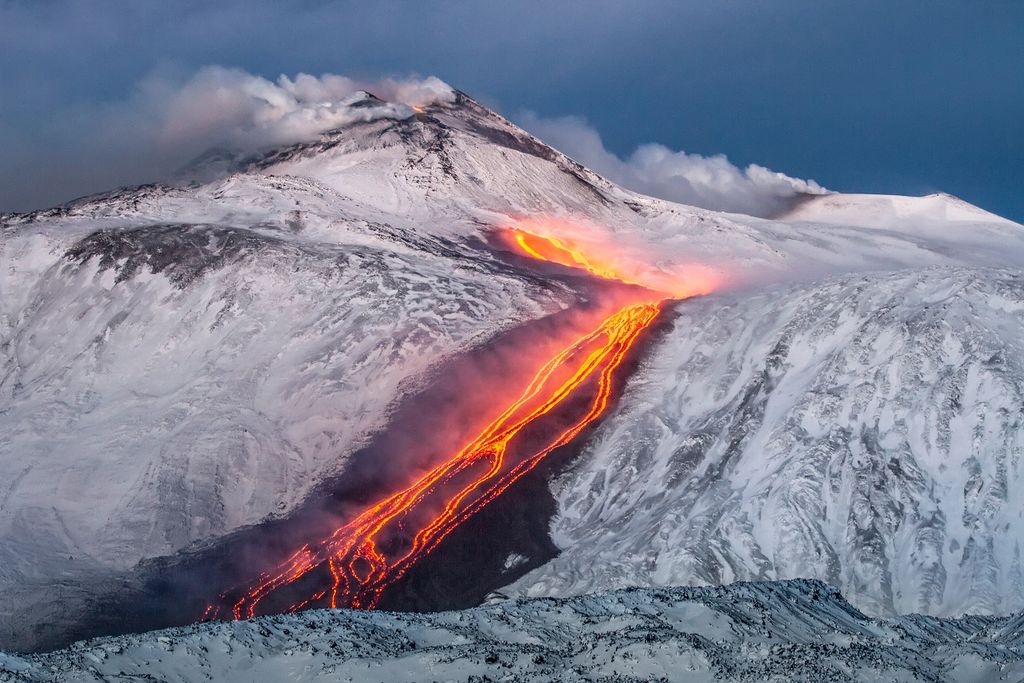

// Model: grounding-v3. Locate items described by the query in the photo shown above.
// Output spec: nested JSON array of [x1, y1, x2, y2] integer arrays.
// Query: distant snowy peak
[[345, 90, 390, 108], [783, 192, 1023, 230]]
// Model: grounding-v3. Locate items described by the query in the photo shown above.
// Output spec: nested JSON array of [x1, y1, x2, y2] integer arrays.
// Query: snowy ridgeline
[[3, 580, 1023, 682]]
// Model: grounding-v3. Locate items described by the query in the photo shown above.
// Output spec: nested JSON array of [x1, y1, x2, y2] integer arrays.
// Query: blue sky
[[1, 0, 1021, 219]]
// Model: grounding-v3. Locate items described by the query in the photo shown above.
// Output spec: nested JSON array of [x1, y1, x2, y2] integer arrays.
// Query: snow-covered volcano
[[1, 83, 1023, 652]]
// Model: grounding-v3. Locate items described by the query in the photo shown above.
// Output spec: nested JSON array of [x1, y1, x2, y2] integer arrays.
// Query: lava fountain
[[204, 226, 706, 621]]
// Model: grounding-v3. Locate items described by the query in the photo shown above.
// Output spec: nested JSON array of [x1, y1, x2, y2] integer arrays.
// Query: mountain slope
[[0, 166, 573, 649], [508, 267, 1024, 618]]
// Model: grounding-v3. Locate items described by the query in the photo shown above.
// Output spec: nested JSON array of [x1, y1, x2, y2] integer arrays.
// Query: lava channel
[[203, 228, 680, 621]]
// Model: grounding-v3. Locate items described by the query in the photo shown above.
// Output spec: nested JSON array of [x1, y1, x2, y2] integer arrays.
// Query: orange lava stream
[[205, 228, 675, 621], [511, 229, 647, 290]]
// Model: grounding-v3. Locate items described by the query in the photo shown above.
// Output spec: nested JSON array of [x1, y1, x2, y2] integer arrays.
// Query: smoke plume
[[1, 64, 823, 218], [516, 112, 827, 218], [156, 68, 454, 153]]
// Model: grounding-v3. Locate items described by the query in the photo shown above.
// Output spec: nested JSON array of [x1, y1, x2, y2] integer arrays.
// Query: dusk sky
[[2, 0, 1021, 220]]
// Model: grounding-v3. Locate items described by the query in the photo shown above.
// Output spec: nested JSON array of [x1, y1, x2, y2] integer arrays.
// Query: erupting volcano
[[203, 228, 686, 621], [5, 69, 1024, 673]]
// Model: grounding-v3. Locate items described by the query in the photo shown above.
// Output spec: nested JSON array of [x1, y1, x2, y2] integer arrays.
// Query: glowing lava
[[511, 229, 647, 289], [205, 228, 684, 621], [505, 220, 721, 299]]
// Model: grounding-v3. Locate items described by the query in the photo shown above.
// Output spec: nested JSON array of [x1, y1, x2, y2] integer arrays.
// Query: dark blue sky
[[2, 0, 1021, 219]]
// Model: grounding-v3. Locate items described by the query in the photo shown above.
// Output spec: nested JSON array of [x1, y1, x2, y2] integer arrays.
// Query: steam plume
[[517, 112, 827, 217], [158, 68, 454, 151]]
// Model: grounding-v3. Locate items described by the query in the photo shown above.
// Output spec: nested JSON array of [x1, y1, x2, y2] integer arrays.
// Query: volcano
[[2, 84, 1024, 659]]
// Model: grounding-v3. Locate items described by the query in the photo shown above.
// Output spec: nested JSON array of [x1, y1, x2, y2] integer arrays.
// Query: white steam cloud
[[156, 68, 455, 152], [516, 112, 827, 217]]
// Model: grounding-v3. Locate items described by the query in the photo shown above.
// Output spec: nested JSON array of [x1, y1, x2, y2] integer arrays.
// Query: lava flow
[[204, 228, 680, 621]]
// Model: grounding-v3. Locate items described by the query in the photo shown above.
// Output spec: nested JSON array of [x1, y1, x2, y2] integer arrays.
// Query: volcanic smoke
[[203, 226, 699, 621]]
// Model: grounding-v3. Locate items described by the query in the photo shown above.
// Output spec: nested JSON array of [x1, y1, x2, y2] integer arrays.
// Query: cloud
[[516, 112, 826, 217], [0, 67, 454, 212]]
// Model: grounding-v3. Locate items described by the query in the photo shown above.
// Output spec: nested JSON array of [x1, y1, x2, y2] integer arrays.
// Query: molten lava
[[505, 222, 720, 299], [205, 227, 685, 621], [511, 229, 647, 290]]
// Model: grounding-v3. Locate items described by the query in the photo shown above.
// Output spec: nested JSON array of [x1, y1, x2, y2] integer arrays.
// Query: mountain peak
[[345, 90, 389, 109]]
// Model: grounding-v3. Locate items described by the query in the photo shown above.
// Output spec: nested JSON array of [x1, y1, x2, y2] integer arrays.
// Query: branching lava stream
[[203, 227, 688, 621]]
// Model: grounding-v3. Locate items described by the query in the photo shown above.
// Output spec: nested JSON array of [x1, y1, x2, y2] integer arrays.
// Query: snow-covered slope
[[0, 110, 583, 647], [4, 580, 1023, 682], [0, 219, 555, 564], [509, 267, 1024, 619], [783, 191, 1020, 231], [1, 82, 1023, 650]]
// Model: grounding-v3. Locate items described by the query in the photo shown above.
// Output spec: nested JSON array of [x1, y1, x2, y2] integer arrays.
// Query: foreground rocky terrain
[[3, 580, 1023, 682]]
